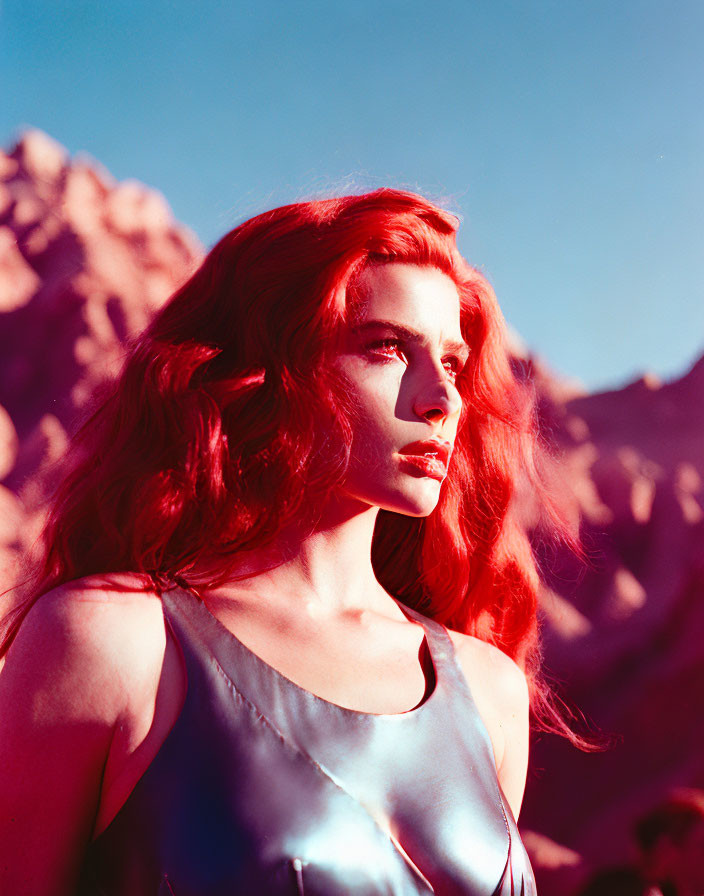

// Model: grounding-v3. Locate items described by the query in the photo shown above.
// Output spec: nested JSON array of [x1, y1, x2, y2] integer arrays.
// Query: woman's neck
[[188, 493, 392, 618]]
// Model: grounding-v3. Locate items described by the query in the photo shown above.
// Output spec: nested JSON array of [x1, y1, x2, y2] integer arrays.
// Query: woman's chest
[[94, 615, 434, 840], [81, 592, 536, 895], [85, 639, 514, 896]]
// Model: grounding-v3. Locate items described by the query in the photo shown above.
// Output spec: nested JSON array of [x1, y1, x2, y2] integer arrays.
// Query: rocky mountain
[[0, 129, 702, 894], [0, 129, 203, 579], [521, 353, 704, 893]]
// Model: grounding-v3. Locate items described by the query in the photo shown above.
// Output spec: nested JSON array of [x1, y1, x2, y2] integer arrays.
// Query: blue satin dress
[[78, 585, 537, 895]]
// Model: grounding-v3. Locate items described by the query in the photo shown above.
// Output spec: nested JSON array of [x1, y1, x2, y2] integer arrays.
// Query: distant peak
[[9, 127, 68, 183]]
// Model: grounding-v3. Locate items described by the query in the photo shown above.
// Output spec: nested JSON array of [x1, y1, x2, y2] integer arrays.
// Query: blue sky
[[2, 0, 702, 392]]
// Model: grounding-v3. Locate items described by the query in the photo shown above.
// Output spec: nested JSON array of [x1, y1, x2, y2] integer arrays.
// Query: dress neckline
[[164, 585, 443, 720]]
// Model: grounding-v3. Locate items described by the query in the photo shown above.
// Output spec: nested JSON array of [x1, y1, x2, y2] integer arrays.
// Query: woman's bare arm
[[491, 655, 530, 821], [0, 585, 135, 896], [454, 633, 531, 821]]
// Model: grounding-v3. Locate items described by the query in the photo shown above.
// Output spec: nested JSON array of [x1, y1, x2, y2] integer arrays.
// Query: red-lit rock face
[[518, 353, 704, 893], [0, 129, 203, 572], [0, 129, 701, 894]]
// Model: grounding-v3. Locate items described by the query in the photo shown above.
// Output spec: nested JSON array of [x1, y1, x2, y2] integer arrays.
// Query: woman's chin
[[379, 482, 443, 517], [335, 475, 443, 517]]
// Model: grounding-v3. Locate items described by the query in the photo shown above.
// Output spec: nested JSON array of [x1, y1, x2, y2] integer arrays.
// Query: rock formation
[[0, 129, 203, 580], [520, 354, 704, 893]]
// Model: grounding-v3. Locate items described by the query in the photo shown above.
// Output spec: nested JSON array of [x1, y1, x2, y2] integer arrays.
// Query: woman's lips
[[398, 439, 451, 467], [397, 453, 448, 480], [396, 439, 451, 480]]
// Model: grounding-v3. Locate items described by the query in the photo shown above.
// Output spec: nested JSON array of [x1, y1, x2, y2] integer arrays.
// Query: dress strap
[[396, 603, 488, 722]]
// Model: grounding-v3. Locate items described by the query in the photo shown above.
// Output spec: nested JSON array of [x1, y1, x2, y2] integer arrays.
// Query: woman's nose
[[412, 367, 462, 423]]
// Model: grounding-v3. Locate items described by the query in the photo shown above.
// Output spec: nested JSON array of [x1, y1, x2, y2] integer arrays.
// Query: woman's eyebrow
[[351, 319, 470, 359]]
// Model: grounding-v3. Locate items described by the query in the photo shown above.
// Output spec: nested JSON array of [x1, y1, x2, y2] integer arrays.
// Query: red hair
[[2, 188, 589, 745]]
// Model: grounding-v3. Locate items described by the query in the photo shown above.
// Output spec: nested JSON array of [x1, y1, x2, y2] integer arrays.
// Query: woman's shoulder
[[9, 573, 168, 718], [47, 570, 162, 605], [28, 571, 165, 643], [444, 627, 530, 769], [445, 627, 529, 706]]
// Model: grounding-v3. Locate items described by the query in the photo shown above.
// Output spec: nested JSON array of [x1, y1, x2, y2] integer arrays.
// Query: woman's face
[[332, 262, 467, 517]]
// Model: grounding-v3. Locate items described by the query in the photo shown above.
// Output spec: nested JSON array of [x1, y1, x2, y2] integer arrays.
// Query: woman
[[0, 188, 580, 894]]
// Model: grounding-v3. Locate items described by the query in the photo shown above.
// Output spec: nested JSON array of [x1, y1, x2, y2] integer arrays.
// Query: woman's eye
[[367, 338, 404, 360], [444, 359, 461, 378]]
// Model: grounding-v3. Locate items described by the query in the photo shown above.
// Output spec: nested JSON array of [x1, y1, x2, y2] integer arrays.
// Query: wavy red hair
[[1, 188, 590, 746]]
